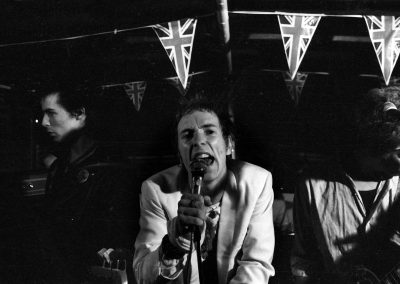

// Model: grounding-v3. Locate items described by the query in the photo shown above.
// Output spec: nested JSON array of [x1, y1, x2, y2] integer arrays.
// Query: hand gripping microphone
[[188, 157, 210, 284], [189, 158, 208, 194]]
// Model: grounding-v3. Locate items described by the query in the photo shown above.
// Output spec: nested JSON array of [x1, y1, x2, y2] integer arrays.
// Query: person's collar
[[53, 128, 96, 165], [69, 132, 96, 165]]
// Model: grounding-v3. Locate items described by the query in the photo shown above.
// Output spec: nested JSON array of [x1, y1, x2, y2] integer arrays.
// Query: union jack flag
[[278, 15, 321, 79], [166, 74, 192, 96], [153, 18, 197, 89], [283, 71, 308, 106], [124, 81, 147, 111], [365, 16, 400, 86]]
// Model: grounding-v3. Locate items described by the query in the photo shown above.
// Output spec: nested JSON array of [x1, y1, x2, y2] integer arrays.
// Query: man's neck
[[201, 177, 227, 204], [55, 129, 94, 164], [69, 134, 95, 164]]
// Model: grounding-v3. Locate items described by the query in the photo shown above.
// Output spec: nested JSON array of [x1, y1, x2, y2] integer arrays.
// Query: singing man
[[132, 98, 275, 284]]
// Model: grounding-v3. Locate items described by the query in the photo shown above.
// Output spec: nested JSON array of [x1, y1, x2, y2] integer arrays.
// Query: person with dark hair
[[291, 88, 400, 283], [37, 82, 136, 283], [132, 98, 275, 284]]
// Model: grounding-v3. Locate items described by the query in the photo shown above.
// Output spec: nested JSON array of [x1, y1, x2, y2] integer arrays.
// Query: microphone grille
[[190, 158, 208, 178]]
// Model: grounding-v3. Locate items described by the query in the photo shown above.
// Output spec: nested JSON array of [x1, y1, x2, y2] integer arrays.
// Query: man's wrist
[[159, 235, 186, 280], [167, 217, 193, 252]]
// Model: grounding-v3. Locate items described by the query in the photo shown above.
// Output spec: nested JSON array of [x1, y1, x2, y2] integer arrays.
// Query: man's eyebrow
[[179, 128, 193, 135], [201, 123, 218, 128]]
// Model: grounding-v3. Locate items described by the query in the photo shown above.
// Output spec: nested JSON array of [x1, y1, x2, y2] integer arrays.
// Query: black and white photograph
[[0, 0, 400, 283]]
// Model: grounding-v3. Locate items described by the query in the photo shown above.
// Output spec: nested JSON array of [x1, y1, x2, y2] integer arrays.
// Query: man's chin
[[50, 135, 62, 143], [202, 172, 218, 184]]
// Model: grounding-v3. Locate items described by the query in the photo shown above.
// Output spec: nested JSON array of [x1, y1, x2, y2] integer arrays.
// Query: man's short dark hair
[[39, 80, 102, 133], [175, 97, 236, 145], [40, 81, 91, 116]]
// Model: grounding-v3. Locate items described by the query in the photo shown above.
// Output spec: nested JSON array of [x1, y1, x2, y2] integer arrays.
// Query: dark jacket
[[38, 130, 137, 283]]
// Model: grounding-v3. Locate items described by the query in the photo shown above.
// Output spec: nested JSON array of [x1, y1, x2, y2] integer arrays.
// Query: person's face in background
[[361, 137, 400, 180], [177, 110, 232, 190], [376, 142, 400, 179], [41, 92, 86, 142]]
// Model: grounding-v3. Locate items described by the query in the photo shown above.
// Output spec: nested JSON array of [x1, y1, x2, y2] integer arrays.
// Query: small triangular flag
[[153, 18, 197, 89], [124, 81, 147, 111], [283, 71, 308, 106], [278, 15, 321, 79], [167, 75, 192, 96], [365, 16, 400, 86]]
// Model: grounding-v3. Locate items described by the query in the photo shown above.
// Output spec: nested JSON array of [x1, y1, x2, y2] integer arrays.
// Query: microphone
[[189, 158, 208, 194], [188, 158, 211, 284]]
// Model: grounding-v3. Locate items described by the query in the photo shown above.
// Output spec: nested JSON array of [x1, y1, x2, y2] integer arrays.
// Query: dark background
[[1, 0, 400, 282], [1, 1, 398, 174]]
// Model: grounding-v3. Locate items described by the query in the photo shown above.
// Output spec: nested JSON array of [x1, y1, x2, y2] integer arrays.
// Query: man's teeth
[[192, 154, 214, 165], [197, 154, 211, 159]]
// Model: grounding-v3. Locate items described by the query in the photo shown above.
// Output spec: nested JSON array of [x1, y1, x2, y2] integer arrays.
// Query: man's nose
[[41, 114, 49, 127], [193, 130, 206, 146]]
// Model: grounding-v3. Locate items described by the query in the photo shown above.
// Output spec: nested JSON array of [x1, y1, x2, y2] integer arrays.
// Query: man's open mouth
[[190, 153, 214, 176], [191, 153, 215, 166]]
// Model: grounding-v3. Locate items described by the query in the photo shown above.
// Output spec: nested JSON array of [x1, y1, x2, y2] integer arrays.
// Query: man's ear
[[73, 107, 86, 122], [72, 107, 86, 120]]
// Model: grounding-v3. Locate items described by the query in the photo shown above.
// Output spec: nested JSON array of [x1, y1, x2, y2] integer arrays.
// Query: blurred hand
[[176, 193, 212, 239], [97, 248, 131, 269]]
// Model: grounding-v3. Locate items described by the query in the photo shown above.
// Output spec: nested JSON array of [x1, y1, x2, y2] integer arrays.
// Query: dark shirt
[[358, 189, 377, 216], [202, 229, 219, 284]]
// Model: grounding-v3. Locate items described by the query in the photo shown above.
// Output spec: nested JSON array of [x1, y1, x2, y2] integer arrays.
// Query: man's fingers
[[179, 194, 204, 209], [203, 195, 212, 206], [178, 206, 204, 218], [177, 194, 207, 233], [179, 214, 205, 227], [181, 193, 204, 203], [178, 199, 191, 207]]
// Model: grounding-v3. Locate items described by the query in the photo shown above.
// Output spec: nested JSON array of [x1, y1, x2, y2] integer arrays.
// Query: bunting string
[[0, 13, 214, 48], [100, 71, 210, 111], [101, 70, 209, 89], [0, 11, 395, 49], [0, 25, 154, 48], [0, 10, 398, 86], [261, 68, 329, 75], [230, 11, 364, 17]]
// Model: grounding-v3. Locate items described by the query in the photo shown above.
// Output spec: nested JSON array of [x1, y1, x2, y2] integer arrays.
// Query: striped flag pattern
[[278, 15, 321, 79], [153, 18, 197, 89], [124, 81, 147, 111], [283, 71, 308, 106], [365, 16, 400, 85]]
